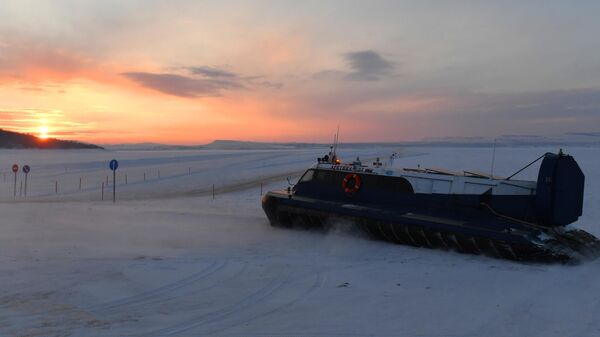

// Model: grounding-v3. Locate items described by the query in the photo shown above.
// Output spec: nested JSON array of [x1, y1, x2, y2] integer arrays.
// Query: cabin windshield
[[298, 169, 315, 183]]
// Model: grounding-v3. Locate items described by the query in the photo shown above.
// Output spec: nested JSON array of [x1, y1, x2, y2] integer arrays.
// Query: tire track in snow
[[90, 261, 227, 314], [15, 168, 307, 203], [138, 269, 296, 336], [201, 271, 327, 336], [105, 262, 250, 316]]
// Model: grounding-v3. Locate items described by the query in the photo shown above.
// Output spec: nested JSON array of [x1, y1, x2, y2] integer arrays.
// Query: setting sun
[[38, 125, 49, 139]]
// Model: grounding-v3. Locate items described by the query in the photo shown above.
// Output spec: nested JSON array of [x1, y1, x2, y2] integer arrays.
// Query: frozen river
[[1, 145, 599, 336]]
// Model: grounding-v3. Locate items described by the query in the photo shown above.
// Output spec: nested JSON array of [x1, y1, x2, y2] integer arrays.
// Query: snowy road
[[1, 146, 599, 336]]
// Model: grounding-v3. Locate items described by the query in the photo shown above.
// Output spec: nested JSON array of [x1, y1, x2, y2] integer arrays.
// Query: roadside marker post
[[22, 165, 30, 197], [109, 159, 119, 203], [12, 164, 18, 198]]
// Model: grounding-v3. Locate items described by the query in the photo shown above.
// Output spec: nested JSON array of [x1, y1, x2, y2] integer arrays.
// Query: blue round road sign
[[22, 165, 30, 174], [109, 159, 119, 171]]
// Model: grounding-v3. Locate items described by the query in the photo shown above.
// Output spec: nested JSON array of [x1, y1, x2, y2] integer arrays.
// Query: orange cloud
[[0, 34, 144, 92]]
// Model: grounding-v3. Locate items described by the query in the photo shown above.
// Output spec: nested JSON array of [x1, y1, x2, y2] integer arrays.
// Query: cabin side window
[[314, 170, 339, 185], [367, 175, 414, 194]]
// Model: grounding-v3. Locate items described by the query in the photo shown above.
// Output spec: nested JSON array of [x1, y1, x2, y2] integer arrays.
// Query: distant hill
[[205, 135, 600, 149], [204, 140, 320, 150], [102, 132, 600, 151], [104, 142, 203, 151], [103, 140, 323, 150], [0, 129, 103, 149]]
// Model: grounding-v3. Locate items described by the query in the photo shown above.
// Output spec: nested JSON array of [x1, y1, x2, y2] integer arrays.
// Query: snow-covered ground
[[1, 146, 599, 337]]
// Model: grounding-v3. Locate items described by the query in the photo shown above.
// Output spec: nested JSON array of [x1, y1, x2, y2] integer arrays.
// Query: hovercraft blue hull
[[262, 152, 600, 263]]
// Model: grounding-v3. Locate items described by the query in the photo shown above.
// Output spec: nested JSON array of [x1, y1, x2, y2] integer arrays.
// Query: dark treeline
[[0, 129, 103, 149]]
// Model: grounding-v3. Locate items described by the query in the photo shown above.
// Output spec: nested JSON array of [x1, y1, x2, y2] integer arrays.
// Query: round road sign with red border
[[12, 164, 18, 173]]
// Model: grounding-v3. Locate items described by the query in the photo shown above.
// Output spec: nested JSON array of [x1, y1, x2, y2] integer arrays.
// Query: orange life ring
[[342, 173, 361, 194]]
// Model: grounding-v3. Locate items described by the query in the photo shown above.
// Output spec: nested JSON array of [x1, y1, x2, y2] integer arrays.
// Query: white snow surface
[[1, 146, 600, 336]]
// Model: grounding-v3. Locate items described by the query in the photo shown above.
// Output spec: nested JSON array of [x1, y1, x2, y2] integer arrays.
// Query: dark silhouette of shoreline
[[0, 129, 103, 149]]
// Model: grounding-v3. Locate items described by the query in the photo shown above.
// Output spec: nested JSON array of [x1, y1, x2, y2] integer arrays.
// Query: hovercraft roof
[[313, 161, 513, 182]]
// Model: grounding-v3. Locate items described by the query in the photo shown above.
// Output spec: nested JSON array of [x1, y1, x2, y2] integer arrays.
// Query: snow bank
[[1, 145, 599, 336]]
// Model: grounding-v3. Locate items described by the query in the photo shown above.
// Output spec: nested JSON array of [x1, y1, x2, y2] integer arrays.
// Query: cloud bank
[[122, 72, 243, 97], [344, 50, 395, 81], [122, 66, 281, 97]]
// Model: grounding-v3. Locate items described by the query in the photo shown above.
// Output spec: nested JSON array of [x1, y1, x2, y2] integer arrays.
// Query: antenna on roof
[[332, 124, 340, 162], [490, 138, 497, 179]]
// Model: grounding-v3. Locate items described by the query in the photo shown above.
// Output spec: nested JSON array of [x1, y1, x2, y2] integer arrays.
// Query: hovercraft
[[262, 149, 600, 263]]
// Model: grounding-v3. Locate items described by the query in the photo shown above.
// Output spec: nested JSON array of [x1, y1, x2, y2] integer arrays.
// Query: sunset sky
[[1, 1, 600, 144]]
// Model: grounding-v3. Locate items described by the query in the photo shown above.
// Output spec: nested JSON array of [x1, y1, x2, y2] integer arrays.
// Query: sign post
[[11, 164, 18, 198], [22, 165, 30, 197], [109, 159, 119, 203]]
